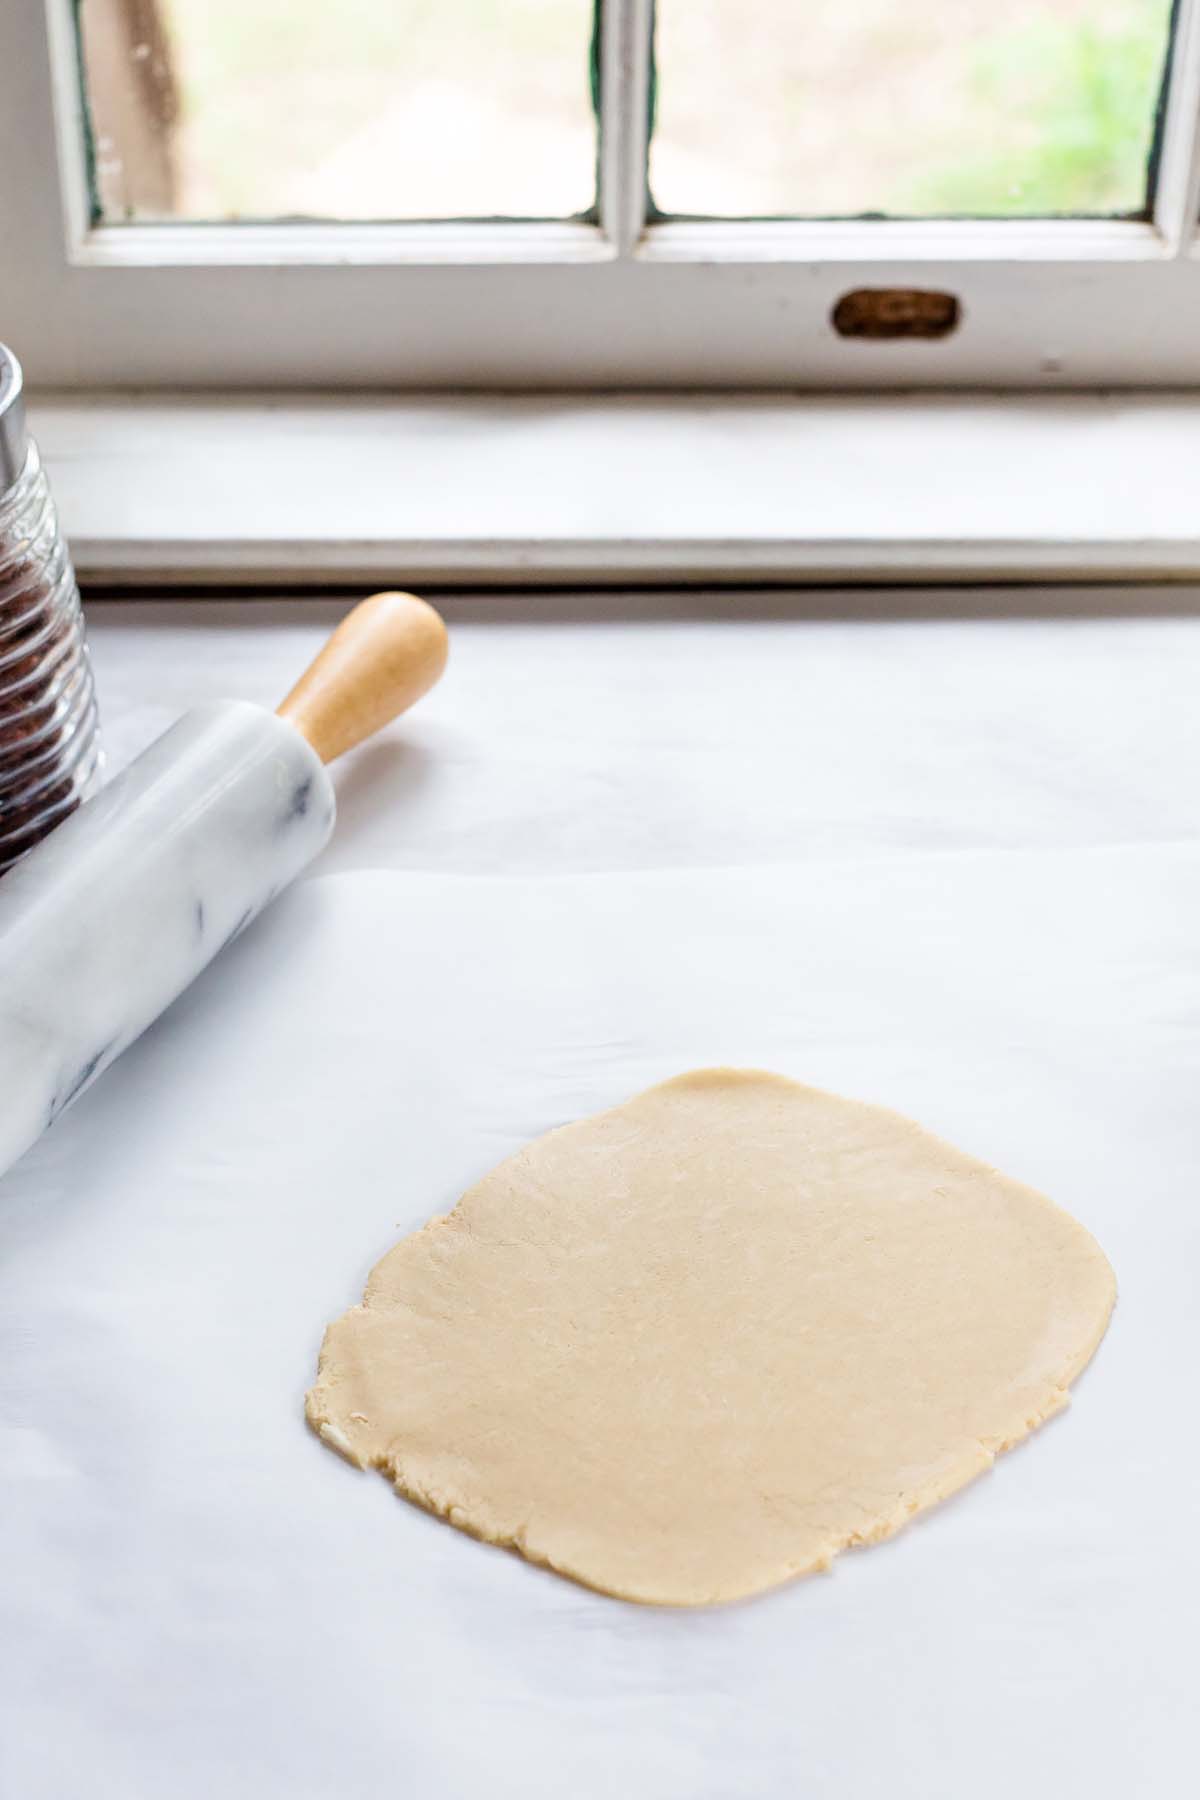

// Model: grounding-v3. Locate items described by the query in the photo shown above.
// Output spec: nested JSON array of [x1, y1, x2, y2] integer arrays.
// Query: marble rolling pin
[[0, 592, 447, 1180]]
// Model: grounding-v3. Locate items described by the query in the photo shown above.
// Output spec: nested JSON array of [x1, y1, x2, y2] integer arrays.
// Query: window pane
[[650, 0, 1175, 219], [80, 0, 596, 222]]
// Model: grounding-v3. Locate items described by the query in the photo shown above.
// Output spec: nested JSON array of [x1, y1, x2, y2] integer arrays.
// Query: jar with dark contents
[[0, 345, 100, 873]]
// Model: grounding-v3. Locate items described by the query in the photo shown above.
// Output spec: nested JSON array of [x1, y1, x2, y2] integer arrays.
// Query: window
[[79, 1, 599, 224], [649, 1, 1175, 220], [3, 0, 1200, 386]]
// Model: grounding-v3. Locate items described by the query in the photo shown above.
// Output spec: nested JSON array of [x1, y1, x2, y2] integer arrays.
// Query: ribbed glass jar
[[0, 347, 100, 873]]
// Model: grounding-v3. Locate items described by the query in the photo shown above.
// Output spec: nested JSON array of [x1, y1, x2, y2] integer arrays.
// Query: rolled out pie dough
[[307, 1070, 1115, 1605]]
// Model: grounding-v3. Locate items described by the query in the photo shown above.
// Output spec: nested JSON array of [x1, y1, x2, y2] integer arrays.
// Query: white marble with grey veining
[[0, 699, 333, 1177]]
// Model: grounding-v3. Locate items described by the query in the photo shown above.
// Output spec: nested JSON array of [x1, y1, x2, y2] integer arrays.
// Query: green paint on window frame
[[71, 0, 102, 228]]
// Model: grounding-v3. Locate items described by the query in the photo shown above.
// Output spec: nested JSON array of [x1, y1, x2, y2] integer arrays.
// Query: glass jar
[[0, 345, 100, 873]]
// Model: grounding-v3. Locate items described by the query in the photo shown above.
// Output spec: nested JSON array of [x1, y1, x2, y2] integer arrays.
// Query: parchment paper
[[1, 853, 1195, 1798]]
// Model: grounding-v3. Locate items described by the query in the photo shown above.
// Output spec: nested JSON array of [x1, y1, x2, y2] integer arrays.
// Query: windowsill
[[29, 389, 1200, 589]]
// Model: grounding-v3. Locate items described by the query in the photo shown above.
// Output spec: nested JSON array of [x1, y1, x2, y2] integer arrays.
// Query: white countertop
[[5, 590, 1198, 1800], [85, 589, 1200, 880]]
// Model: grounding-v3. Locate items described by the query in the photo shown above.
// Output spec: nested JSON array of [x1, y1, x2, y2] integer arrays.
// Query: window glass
[[80, 0, 597, 222], [650, 0, 1175, 219]]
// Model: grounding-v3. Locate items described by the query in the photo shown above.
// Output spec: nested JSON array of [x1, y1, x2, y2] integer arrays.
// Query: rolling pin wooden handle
[[276, 592, 448, 764]]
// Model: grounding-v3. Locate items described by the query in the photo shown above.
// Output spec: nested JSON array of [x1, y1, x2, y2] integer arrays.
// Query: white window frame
[[3, 0, 1200, 389]]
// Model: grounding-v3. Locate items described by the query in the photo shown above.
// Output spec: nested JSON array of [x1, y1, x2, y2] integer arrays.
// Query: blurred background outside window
[[81, 0, 1174, 226]]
